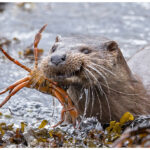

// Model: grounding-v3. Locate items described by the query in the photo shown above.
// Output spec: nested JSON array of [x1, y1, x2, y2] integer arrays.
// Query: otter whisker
[[96, 82, 111, 121], [84, 67, 111, 121], [102, 89, 111, 121], [87, 65, 110, 94], [89, 63, 140, 96], [91, 62, 116, 77], [84, 67, 103, 94], [82, 71, 93, 115], [83, 70, 95, 117], [83, 70, 97, 117], [84, 67, 108, 121], [76, 86, 85, 104], [83, 68, 103, 119], [94, 86, 102, 120], [98, 80, 140, 96], [89, 64, 141, 96], [90, 84, 95, 117], [81, 88, 90, 123]]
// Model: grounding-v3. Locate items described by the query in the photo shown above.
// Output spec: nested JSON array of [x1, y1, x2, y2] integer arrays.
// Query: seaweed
[[38, 120, 48, 129], [105, 112, 134, 143], [0, 111, 150, 147]]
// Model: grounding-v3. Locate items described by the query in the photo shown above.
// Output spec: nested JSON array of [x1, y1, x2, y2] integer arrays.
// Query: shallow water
[[0, 2, 150, 129]]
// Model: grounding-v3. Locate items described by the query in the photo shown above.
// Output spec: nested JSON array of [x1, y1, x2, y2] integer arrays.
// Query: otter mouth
[[49, 66, 82, 83], [48, 68, 82, 90], [54, 69, 81, 80]]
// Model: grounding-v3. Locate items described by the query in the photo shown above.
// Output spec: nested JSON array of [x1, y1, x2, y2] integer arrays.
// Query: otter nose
[[51, 54, 66, 66]]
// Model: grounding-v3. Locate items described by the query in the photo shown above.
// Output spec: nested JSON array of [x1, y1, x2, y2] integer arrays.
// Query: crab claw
[[34, 24, 47, 48]]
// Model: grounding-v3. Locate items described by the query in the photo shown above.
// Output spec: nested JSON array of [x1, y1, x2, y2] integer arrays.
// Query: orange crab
[[0, 24, 78, 127]]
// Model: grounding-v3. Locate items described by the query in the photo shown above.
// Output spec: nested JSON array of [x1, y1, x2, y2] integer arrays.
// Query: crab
[[0, 24, 78, 127]]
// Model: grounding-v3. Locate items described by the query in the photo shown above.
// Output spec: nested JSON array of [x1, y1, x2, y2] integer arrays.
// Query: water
[[0, 2, 150, 128]]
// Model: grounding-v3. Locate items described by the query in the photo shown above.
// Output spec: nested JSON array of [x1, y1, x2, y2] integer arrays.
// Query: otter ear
[[55, 35, 61, 42], [104, 41, 118, 51]]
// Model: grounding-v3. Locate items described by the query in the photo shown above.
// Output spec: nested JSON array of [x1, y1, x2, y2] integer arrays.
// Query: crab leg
[[0, 77, 30, 95], [51, 107, 78, 128], [52, 86, 78, 118], [51, 107, 66, 128], [55, 86, 73, 106], [48, 82, 73, 106], [0, 48, 31, 72], [0, 81, 29, 107], [49, 88, 67, 127], [45, 78, 78, 113], [34, 24, 47, 69], [51, 86, 78, 127], [51, 88, 66, 106]]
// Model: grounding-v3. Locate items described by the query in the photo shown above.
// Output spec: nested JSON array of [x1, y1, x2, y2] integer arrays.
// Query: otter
[[40, 35, 150, 124]]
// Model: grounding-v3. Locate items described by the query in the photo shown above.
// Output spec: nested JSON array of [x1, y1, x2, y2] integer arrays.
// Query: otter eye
[[51, 46, 56, 53], [80, 48, 91, 54]]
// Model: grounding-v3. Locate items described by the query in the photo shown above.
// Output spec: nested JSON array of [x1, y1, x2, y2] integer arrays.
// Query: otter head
[[40, 35, 129, 88]]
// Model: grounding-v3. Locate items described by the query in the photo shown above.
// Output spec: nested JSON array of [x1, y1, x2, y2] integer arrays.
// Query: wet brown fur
[[40, 36, 150, 124]]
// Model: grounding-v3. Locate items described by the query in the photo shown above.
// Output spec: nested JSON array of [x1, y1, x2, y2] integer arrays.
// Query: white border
[[1, 0, 150, 3], [1, 148, 149, 150], [0, 0, 150, 149]]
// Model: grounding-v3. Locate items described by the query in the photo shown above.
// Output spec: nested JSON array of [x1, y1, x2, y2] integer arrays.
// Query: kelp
[[0, 126, 5, 136], [38, 120, 48, 129], [112, 126, 150, 147], [0, 111, 150, 147], [21, 122, 27, 133], [105, 112, 134, 143], [18, 48, 44, 61]]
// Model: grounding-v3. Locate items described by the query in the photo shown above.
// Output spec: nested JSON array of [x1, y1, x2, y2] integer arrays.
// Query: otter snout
[[51, 54, 66, 66]]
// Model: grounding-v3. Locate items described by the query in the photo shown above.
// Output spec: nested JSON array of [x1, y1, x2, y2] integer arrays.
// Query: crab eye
[[51, 46, 56, 53], [80, 48, 91, 54]]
